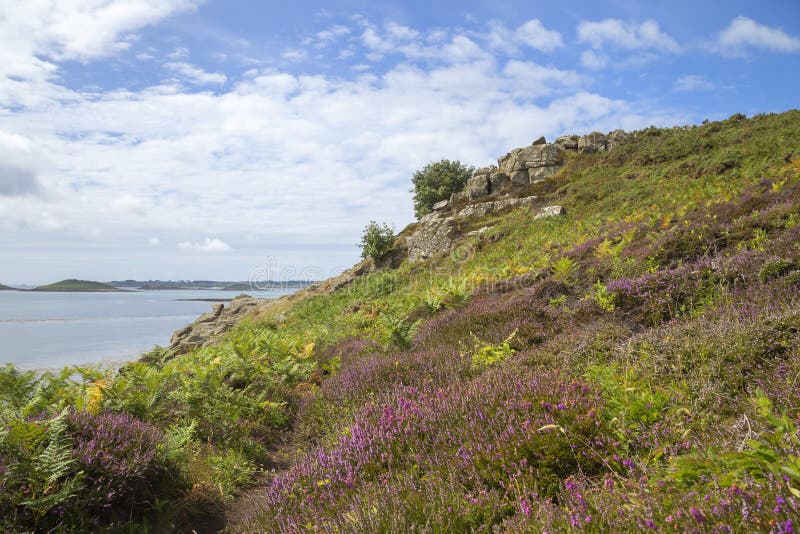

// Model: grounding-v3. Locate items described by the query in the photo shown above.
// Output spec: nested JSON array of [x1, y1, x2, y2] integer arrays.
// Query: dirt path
[[219, 440, 299, 533]]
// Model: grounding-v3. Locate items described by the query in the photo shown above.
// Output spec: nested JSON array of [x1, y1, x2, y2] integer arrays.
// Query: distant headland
[[30, 279, 127, 292], [109, 280, 315, 291], [0, 283, 14, 290]]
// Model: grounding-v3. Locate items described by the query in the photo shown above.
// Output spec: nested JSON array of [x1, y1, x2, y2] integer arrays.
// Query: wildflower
[[690, 507, 706, 523]]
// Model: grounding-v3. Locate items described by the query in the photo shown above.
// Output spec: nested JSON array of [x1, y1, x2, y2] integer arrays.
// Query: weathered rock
[[457, 202, 495, 219], [554, 135, 579, 151], [494, 196, 537, 211], [450, 191, 467, 204], [473, 166, 495, 177], [466, 226, 492, 237], [498, 144, 561, 175], [578, 132, 608, 154], [169, 295, 262, 354], [456, 195, 538, 219], [420, 210, 445, 223], [406, 216, 457, 261], [510, 169, 529, 187], [489, 172, 509, 191], [608, 129, 631, 148], [532, 136, 547, 146], [528, 165, 560, 183], [466, 174, 490, 199], [533, 205, 565, 220], [432, 199, 450, 211]]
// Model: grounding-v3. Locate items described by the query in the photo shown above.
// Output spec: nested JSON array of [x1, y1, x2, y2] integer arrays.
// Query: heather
[[2, 111, 800, 531]]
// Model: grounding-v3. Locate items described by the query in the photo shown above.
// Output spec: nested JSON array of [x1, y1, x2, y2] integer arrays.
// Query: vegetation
[[31, 279, 125, 292], [0, 283, 14, 290], [411, 159, 474, 218], [358, 220, 395, 262], [2, 111, 800, 531]]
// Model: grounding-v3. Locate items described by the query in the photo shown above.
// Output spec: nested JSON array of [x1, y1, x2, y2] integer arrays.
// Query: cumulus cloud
[[178, 238, 232, 252], [515, 19, 564, 52], [578, 18, 680, 53], [0, 11, 686, 280], [487, 19, 563, 54], [674, 74, 715, 92], [0, 131, 41, 196], [715, 16, 800, 56], [0, 164, 40, 196], [580, 49, 608, 70], [164, 62, 227, 85]]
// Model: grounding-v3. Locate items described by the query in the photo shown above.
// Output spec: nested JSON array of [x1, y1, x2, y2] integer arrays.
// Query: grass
[[2, 110, 800, 531]]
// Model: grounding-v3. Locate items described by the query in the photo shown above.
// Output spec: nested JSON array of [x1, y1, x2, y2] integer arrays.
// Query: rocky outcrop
[[456, 196, 538, 219], [169, 295, 261, 354], [406, 212, 457, 262], [466, 173, 491, 200], [497, 143, 561, 186]]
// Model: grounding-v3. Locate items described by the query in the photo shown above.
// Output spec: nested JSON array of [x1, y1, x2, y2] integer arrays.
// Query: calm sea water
[[0, 288, 296, 370]]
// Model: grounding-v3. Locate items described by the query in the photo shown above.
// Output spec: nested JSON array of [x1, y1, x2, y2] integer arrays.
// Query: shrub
[[759, 257, 794, 283], [411, 159, 474, 219], [67, 410, 167, 512], [469, 330, 516, 371], [358, 221, 395, 262]]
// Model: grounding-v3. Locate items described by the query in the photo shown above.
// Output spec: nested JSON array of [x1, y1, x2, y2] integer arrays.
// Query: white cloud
[[148, 237, 161, 246], [487, 19, 563, 54], [516, 19, 564, 53], [674, 74, 715, 92], [164, 62, 227, 85], [315, 24, 351, 43], [580, 49, 608, 70], [715, 16, 800, 56], [282, 48, 308, 62], [577, 19, 680, 53], [0, 1, 201, 109], [178, 238, 232, 252], [0, 131, 41, 196], [0, 12, 686, 281], [167, 46, 191, 60]]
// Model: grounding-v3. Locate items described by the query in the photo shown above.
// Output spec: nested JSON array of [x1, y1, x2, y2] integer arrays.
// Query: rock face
[[406, 213, 457, 262], [406, 196, 539, 261], [533, 205, 565, 220], [466, 173, 491, 200], [577, 132, 608, 154], [169, 295, 261, 354]]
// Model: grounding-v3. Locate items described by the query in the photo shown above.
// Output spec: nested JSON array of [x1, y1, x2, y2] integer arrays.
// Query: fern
[[162, 420, 197, 464], [21, 410, 83, 525]]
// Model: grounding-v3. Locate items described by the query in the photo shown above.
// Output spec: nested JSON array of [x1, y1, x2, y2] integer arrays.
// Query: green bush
[[759, 257, 794, 283], [411, 159, 474, 219], [358, 221, 395, 262]]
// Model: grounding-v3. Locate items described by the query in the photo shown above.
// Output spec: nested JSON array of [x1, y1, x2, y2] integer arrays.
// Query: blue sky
[[0, 0, 798, 284]]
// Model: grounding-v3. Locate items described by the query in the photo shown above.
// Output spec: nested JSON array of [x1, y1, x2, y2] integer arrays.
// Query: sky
[[0, 0, 799, 284]]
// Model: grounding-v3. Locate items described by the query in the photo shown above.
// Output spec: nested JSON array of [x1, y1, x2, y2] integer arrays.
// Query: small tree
[[358, 221, 395, 262], [411, 159, 474, 219]]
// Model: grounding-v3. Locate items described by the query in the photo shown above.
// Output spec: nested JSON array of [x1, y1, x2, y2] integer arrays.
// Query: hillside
[[0, 283, 14, 290], [1, 111, 799, 532], [30, 279, 126, 292]]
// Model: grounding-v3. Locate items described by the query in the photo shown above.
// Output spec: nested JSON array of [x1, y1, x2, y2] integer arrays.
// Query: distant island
[[0, 283, 14, 290], [109, 279, 315, 291], [31, 279, 127, 292]]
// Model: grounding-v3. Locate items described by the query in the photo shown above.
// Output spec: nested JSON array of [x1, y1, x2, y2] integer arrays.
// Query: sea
[[0, 288, 297, 370]]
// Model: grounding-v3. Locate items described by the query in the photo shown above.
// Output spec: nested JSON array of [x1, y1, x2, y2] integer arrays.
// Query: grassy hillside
[[31, 279, 125, 292], [0, 283, 14, 290], [1, 111, 799, 531]]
